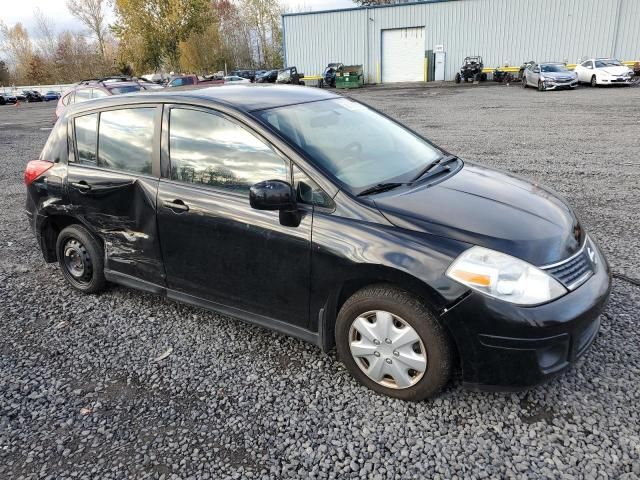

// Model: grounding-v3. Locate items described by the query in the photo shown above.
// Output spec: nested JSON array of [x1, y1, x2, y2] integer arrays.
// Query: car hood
[[373, 163, 584, 266], [600, 66, 630, 75]]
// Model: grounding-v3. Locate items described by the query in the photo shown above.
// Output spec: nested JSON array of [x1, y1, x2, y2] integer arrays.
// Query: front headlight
[[446, 246, 567, 305]]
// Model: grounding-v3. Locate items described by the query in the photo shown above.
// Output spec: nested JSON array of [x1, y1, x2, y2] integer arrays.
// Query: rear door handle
[[70, 181, 91, 192], [164, 199, 189, 213]]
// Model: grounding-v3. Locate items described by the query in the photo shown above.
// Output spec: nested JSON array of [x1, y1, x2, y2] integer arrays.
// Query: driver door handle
[[164, 199, 189, 213]]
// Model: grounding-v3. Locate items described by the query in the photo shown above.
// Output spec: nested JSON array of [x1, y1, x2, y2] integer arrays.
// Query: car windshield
[[541, 64, 569, 72], [108, 85, 142, 94], [257, 98, 443, 191], [595, 59, 622, 68]]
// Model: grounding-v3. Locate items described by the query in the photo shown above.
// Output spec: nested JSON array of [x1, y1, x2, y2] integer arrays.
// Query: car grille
[[542, 241, 594, 290]]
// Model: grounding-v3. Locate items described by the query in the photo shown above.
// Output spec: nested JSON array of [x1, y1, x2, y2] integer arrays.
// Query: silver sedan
[[522, 62, 578, 91]]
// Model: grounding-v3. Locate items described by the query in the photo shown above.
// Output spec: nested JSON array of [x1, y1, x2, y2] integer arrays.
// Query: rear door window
[[98, 108, 155, 175]]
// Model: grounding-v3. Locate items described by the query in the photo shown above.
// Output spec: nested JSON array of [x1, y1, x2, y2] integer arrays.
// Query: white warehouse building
[[281, 0, 640, 83]]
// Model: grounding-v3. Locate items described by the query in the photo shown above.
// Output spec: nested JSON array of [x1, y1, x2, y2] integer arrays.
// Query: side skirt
[[104, 269, 321, 347]]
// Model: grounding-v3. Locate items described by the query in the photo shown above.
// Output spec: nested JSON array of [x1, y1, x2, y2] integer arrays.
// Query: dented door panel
[[67, 165, 164, 285]]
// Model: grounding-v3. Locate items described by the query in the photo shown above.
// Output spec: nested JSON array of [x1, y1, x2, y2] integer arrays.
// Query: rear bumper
[[442, 241, 611, 390]]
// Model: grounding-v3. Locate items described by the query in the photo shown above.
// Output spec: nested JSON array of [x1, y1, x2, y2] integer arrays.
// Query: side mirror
[[249, 180, 296, 211]]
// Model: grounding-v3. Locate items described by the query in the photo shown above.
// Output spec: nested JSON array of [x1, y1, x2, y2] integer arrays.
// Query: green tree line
[[0, 0, 284, 86]]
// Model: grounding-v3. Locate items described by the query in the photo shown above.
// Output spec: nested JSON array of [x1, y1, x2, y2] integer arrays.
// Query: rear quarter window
[[62, 93, 74, 106], [40, 117, 68, 163], [74, 114, 98, 165]]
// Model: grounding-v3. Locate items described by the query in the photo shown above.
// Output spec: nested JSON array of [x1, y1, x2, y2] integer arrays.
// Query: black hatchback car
[[25, 86, 610, 400]]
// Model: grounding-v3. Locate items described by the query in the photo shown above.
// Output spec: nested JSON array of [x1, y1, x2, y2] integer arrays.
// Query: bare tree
[[33, 8, 57, 58], [66, 0, 108, 58]]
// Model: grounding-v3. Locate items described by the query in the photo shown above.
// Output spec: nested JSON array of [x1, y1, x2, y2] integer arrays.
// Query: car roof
[[67, 85, 340, 113]]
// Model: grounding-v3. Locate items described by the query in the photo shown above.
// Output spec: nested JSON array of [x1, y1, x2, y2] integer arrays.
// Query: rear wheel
[[56, 224, 106, 293], [454, 73, 461, 84], [335, 285, 452, 401], [591, 75, 598, 87]]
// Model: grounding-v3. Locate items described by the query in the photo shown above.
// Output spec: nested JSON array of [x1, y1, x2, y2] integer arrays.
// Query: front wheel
[[335, 285, 452, 401], [538, 80, 545, 92], [56, 224, 106, 293], [522, 76, 528, 88], [454, 73, 461, 84], [591, 75, 598, 87]]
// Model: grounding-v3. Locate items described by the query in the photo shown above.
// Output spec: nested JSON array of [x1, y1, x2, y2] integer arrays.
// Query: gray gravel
[[1, 86, 639, 479]]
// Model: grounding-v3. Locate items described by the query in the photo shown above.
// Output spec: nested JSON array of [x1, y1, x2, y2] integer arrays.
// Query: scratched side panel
[[66, 165, 165, 285]]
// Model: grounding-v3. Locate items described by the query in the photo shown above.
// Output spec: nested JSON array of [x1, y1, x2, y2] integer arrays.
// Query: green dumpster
[[336, 65, 364, 89]]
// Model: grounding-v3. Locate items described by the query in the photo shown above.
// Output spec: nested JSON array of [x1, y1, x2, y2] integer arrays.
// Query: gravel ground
[[1, 86, 639, 479]]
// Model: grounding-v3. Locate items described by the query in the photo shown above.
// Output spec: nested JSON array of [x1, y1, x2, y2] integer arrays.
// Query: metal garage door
[[381, 27, 425, 83]]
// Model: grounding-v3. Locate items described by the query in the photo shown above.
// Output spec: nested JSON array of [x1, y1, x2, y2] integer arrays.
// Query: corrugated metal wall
[[282, 0, 640, 82]]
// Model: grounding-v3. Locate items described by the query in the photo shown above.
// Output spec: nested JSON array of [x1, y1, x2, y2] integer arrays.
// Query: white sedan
[[574, 58, 634, 86], [223, 76, 251, 84]]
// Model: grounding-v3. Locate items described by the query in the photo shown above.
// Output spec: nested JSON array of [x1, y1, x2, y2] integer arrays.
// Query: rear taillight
[[24, 160, 53, 185]]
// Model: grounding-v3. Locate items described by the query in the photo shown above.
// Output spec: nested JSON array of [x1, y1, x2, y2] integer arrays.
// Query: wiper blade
[[357, 182, 407, 197], [411, 155, 459, 182]]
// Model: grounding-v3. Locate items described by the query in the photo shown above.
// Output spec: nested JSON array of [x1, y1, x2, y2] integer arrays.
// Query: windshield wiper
[[357, 182, 408, 197], [411, 155, 459, 182]]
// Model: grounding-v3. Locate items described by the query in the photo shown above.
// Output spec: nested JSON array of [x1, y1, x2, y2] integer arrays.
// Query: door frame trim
[[104, 269, 322, 348]]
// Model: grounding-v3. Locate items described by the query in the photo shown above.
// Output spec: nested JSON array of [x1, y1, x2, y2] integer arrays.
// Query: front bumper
[[442, 242, 611, 391], [544, 80, 578, 90], [598, 77, 633, 84]]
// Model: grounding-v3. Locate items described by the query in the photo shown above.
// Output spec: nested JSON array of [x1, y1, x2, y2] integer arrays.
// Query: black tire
[[522, 76, 528, 89], [335, 284, 452, 401], [454, 73, 461, 84], [480, 73, 488, 82], [56, 224, 106, 294], [591, 75, 598, 87], [538, 80, 545, 92]]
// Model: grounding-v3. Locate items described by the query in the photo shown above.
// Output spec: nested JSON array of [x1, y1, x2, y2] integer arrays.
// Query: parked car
[[0, 91, 17, 105], [56, 77, 163, 118], [167, 74, 223, 88], [43, 91, 61, 101], [574, 58, 634, 87], [22, 90, 44, 102], [522, 62, 578, 91], [256, 70, 278, 83], [14, 91, 27, 101], [230, 69, 256, 82], [223, 75, 250, 84], [25, 86, 610, 401]]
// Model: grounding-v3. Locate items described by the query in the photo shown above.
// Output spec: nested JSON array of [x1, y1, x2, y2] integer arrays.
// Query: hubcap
[[348, 310, 427, 389], [63, 239, 92, 282]]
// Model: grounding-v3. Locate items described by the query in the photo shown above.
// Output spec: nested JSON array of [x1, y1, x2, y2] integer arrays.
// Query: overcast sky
[[1, 0, 356, 38]]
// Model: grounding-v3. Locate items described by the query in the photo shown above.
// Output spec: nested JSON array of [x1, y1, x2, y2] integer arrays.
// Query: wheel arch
[[38, 214, 101, 262], [319, 264, 450, 352]]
